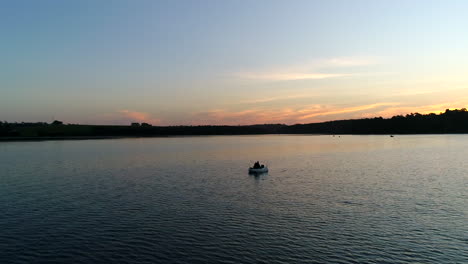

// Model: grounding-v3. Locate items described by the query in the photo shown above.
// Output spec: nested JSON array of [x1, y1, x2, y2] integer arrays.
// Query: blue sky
[[2, 0, 468, 125]]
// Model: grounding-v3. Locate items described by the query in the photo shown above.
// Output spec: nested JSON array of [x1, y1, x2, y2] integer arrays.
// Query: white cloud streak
[[238, 72, 351, 81], [234, 56, 380, 81]]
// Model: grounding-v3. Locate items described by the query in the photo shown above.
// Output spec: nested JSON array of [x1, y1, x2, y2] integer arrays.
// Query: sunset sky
[[2, 0, 468, 125]]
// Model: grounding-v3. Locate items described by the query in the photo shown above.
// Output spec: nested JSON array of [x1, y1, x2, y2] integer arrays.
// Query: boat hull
[[248, 167, 268, 174]]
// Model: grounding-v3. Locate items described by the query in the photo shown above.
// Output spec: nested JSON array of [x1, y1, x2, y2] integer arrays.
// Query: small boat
[[248, 166, 268, 174]]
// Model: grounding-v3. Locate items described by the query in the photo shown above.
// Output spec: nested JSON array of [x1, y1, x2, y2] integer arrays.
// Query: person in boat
[[253, 161, 261, 169]]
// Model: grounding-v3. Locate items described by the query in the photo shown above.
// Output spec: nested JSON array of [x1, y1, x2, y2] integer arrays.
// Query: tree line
[[1, 108, 468, 137]]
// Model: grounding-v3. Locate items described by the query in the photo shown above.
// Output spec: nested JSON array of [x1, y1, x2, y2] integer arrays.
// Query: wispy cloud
[[239, 94, 317, 104], [189, 102, 398, 125], [325, 57, 380, 67], [372, 99, 468, 118], [234, 56, 380, 81], [297, 102, 397, 120], [189, 108, 296, 125], [89, 99, 467, 126], [238, 72, 350, 81]]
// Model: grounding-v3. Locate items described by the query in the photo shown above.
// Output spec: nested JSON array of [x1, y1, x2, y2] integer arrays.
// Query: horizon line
[[3, 108, 466, 127]]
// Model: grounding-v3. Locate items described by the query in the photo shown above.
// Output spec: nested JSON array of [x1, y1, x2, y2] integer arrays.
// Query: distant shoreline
[[0, 135, 169, 142], [2, 109, 468, 140], [3, 133, 468, 142]]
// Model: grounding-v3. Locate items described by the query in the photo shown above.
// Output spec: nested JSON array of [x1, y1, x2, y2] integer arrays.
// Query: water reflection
[[0, 135, 466, 264], [249, 172, 268, 182]]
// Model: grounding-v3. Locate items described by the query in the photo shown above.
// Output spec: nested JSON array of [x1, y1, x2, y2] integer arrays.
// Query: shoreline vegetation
[[1, 109, 468, 141]]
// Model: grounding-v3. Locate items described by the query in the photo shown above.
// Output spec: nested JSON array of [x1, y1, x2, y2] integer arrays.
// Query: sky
[[1, 0, 468, 125]]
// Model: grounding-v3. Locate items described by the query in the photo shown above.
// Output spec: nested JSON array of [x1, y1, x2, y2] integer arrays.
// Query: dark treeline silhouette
[[285, 108, 468, 134], [1, 109, 468, 139]]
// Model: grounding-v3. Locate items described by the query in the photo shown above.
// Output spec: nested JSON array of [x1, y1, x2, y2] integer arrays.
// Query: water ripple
[[0, 136, 467, 263]]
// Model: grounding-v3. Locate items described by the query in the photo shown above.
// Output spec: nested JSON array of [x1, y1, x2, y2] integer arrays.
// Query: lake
[[0, 135, 467, 263]]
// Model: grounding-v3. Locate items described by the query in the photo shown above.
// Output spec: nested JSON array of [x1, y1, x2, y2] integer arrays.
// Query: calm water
[[0, 135, 467, 264]]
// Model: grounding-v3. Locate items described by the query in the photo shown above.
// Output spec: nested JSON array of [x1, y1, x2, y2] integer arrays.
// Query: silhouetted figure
[[253, 161, 261, 169]]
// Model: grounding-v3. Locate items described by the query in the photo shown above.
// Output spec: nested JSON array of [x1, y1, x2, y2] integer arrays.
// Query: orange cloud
[[371, 99, 468, 118], [189, 98, 468, 126], [189, 102, 399, 125], [95, 99, 468, 126], [297, 102, 397, 120]]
